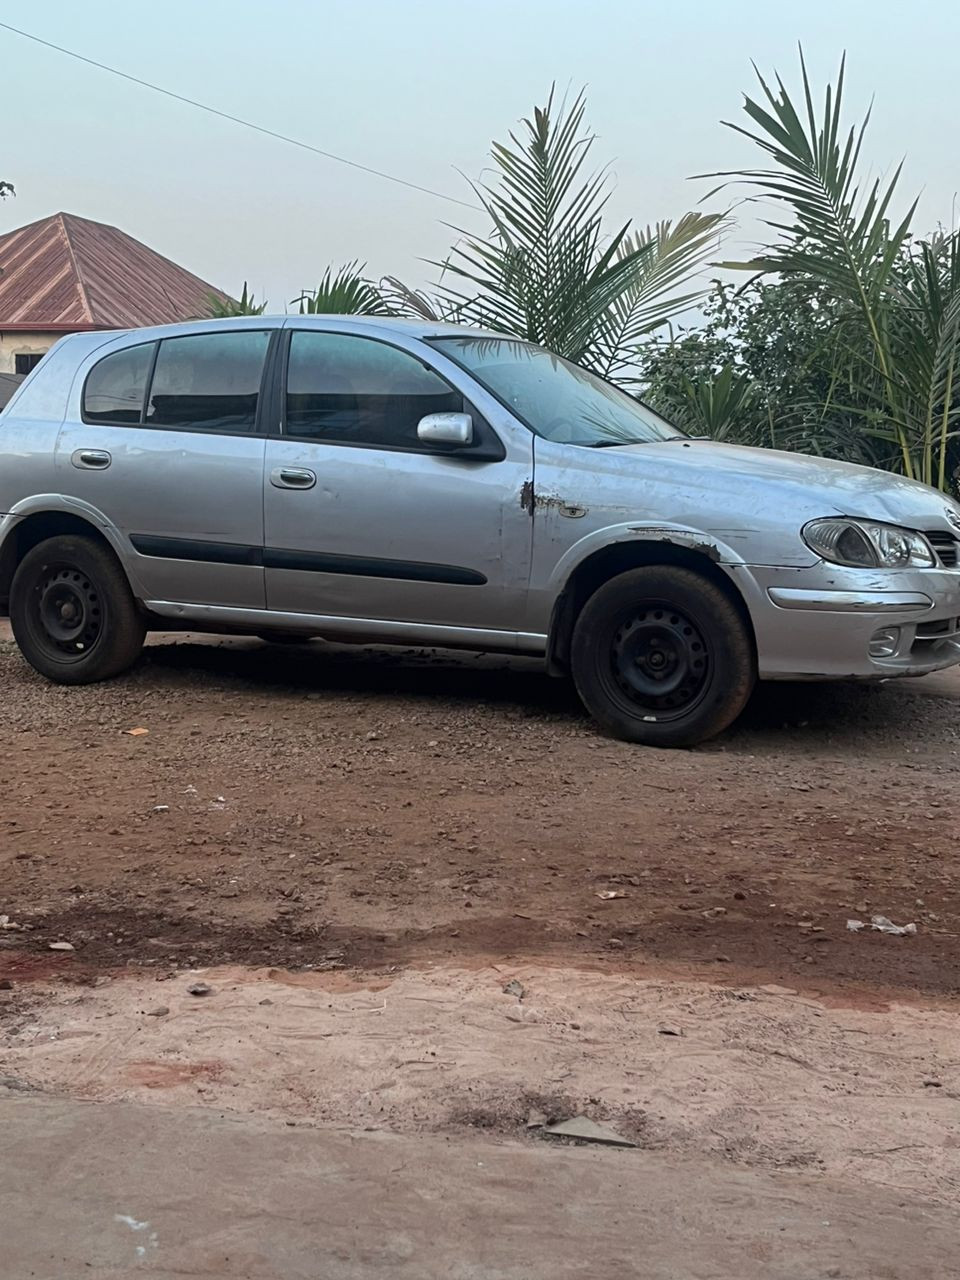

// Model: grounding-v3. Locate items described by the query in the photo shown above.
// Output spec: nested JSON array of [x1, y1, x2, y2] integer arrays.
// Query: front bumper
[[742, 565, 960, 680]]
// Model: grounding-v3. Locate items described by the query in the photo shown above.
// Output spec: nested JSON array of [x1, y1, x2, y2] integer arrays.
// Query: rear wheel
[[10, 535, 145, 684], [570, 566, 755, 747]]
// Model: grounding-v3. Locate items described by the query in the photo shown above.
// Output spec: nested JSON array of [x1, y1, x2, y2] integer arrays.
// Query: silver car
[[2, 316, 960, 746]]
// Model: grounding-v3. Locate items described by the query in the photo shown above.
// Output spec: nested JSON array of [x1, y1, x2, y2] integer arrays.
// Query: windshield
[[428, 336, 683, 446]]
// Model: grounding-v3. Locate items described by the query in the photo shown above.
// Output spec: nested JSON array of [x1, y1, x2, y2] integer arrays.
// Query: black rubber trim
[[264, 547, 486, 585], [131, 535, 262, 566], [130, 535, 486, 585], [257, 330, 284, 436]]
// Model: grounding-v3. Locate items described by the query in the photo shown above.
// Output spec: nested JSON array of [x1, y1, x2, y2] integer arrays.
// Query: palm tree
[[890, 231, 960, 490], [242, 91, 722, 366], [294, 262, 393, 315], [206, 281, 266, 317], [661, 362, 761, 443], [425, 88, 725, 375], [708, 51, 960, 491]]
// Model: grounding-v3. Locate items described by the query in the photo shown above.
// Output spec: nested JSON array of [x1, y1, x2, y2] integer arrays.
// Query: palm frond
[[709, 54, 915, 303], [431, 86, 719, 365], [206, 281, 266, 318], [888, 231, 960, 487], [591, 213, 727, 380], [294, 262, 392, 316], [669, 363, 759, 441], [707, 50, 931, 477], [377, 275, 464, 322]]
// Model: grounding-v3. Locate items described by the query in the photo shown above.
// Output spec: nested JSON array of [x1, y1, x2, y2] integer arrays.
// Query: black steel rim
[[30, 563, 104, 661], [607, 600, 711, 721]]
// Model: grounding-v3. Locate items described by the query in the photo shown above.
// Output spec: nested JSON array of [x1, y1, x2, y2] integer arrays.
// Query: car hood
[[608, 439, 959, 529]]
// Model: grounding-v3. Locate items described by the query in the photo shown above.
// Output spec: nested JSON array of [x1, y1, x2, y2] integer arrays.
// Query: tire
[[570, 566, 755, 747], [10, 535, 145, 685]]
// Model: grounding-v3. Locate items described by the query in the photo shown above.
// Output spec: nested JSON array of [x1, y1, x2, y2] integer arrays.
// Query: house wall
[[0, 331, 61, 374]]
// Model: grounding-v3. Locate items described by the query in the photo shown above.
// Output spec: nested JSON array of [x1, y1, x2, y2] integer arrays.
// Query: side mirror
[[417, 412, 473, 447]]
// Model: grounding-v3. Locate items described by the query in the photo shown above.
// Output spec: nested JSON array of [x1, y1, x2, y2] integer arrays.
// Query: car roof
[[65, 315, 511, 346], [284, 316, 508, 341]]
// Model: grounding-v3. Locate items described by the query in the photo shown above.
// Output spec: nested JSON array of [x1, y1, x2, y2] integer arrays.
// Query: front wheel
[[570, 566, 755, 747], [10, 535, 145, 684]]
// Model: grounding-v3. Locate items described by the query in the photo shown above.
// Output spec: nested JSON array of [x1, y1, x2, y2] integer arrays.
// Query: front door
[[263, 329, 532, 637], [56, 328, 272, 608]]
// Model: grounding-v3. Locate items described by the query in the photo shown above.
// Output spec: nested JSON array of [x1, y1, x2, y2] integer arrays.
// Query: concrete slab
[[3, 1092, 956, 1279]]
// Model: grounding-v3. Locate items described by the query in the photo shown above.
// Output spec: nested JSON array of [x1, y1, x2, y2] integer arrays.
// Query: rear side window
[[83, 342, 155, 424], [145, 331, 270, 433]]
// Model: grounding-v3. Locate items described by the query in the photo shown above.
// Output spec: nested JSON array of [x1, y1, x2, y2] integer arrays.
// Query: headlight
[[802, 518, 936, 568]]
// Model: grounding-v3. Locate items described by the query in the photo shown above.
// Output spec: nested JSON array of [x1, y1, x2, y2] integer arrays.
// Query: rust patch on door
[[519, 481, 586, 518]]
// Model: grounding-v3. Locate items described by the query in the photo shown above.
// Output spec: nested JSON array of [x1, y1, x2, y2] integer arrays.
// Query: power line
[[0, 21, 477, 211]]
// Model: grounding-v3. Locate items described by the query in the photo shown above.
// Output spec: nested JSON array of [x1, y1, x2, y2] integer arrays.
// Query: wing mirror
[[417, 412, 473, 447]]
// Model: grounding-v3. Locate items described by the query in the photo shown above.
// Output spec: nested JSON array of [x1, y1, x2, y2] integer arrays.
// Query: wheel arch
[[546, 532, 758, 676], [0, 502, 132, 615]]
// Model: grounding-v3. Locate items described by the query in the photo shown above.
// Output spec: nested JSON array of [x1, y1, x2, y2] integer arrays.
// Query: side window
[[83, 342, 155, 424], [145, 331, 270, 433], [285, 331, 465, 448]]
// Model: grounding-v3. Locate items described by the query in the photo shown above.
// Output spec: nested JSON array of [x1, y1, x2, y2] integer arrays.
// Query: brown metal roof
[[0, 212, 230, 331]]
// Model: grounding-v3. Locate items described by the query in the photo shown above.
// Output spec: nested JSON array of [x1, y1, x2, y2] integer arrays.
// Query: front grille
[[925, 531, 959, 568], [916, 617, 960, 639]]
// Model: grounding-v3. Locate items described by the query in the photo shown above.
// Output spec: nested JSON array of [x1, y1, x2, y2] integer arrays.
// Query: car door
[[262, 328, 532, 637], [56, 327, 273, 608]]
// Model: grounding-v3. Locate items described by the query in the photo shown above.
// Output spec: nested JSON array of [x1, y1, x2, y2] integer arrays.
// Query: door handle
[[72, 448, 112, 470], [270, 466, 316, 490]]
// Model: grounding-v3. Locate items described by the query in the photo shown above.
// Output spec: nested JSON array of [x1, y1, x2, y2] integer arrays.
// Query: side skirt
[[142, 600, 548, 656]]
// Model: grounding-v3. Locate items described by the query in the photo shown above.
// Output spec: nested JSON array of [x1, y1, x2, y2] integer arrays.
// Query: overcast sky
[[3, 0, 956, 309]]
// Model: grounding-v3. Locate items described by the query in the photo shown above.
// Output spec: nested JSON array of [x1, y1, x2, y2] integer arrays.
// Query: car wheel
[[10, 535, 146, 685], [570, 566, 755, 747]]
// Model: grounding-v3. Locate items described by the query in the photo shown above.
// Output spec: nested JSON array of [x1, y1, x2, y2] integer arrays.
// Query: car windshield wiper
[[586, 435, 701, 448], [586, 438, 648, 448]]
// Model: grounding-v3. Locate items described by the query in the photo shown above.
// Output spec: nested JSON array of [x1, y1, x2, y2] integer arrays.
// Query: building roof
[[0, 372, 23, 409], [0, 212, 229, 332]]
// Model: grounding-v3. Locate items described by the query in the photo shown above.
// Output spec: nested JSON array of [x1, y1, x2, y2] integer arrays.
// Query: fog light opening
[[869, 626, 901, 658]]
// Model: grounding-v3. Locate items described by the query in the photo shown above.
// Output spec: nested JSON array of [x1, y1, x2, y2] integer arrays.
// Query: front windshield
[[428, 336, 683, 446]]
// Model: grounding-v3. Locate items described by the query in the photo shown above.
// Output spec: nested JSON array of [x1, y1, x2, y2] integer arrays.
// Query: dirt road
[[3, 627, 960, 1276], [7, 1092, 959, 1280], [1, 628, 958, 991]]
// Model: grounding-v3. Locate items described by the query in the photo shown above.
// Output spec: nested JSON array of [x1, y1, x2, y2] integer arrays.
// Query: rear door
[[56, 328, 273, 608]]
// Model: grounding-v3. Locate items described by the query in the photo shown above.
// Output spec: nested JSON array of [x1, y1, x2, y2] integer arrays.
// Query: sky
[[2, 0, 957, 310]]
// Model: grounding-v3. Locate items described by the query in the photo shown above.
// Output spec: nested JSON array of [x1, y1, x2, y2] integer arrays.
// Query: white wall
[[0, 332, 59, 375]]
